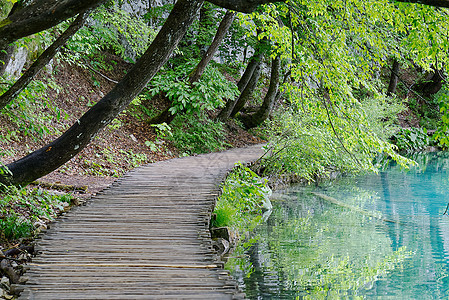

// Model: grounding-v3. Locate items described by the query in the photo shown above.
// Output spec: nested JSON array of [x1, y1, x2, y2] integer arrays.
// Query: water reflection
[[227, 152, 449, 299]]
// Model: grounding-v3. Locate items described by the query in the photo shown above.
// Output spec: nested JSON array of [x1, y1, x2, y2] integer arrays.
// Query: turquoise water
[[228, 152, 449, 299]]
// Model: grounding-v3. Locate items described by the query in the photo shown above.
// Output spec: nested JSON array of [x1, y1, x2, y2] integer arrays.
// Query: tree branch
[[207, 0, 285, 13], [0, 0, 106, 50]]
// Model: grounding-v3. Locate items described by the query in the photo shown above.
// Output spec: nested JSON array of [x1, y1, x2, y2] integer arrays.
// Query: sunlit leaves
[[236, 0, 448, 176], [149, 62, 239, 115]]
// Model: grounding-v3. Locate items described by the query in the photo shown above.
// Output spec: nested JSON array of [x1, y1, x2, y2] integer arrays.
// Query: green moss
[[0, 18, 11, 28]]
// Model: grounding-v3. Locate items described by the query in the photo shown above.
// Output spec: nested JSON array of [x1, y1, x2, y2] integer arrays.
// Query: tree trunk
[[207, 0, 284, 13], [189, 10, 235, 83], [216, 50, 262, 121], [0, 9, 92, 111], [147, 105, 176, 125], [237, 51, 263, 92], [230, 62, 261, 117], [0, 0, 204, 187], [148, 10, 236, 125], [241, 55, 281, 129], [387, 59, 399, 96]]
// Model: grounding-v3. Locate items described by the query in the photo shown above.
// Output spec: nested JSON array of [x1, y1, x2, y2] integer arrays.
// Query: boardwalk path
[[17, 144, 265, 299]]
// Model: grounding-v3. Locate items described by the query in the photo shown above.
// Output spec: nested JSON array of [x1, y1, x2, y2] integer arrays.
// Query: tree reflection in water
[[227, 152, 449, 299]]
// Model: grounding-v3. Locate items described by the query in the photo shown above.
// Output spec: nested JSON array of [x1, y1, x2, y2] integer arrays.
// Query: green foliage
[[406, 92, 441, 130], [360, 95, 406, 141], [235, 0, 448, 176], [62, 0, 155, 66], [0, 1, 13, 19], [143, 3, 173, 28], [261, 93, 411, 180], [0, 76, 67, 146], [212, 164, 272, 232], [0, 186, 73, 240], [151, 122, 172, 140], [432, 84, 449, 148], [149, 62, 239, 115], [82, 148, 148, 177], [175, 3, 222, 60], [126, 90, 158, 121], [143, 123, 173, 152], [393, 127, 430, 152], [168, 113, 228, 155]]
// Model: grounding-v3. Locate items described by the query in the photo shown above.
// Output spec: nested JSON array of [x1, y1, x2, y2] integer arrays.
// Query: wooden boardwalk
[[16, 144, 265, 299]]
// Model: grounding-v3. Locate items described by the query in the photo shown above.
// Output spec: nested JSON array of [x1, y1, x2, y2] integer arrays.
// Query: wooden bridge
[[16, 144, 266, 299]]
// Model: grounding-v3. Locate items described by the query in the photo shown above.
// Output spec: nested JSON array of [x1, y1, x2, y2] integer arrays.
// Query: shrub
[[149, 62, 239, 116], [0, 186, 74, 241], [393, 127, 430, 151], [261, 94, 411, 179], [169, 113, 229, 155], [212, 164, 272, 232]]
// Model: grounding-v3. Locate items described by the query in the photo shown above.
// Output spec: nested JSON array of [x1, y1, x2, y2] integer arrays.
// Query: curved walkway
[[16, 144, 265, 299]]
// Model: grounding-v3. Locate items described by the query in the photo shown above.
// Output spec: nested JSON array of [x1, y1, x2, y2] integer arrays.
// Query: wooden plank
[[17, 144, 265, 299]]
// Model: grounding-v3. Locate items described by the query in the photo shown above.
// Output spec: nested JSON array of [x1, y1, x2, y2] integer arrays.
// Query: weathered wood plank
[[17, 144, 265, 299]]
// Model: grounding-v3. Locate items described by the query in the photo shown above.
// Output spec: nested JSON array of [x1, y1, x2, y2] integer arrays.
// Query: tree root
[[31, 181, 88, 192]]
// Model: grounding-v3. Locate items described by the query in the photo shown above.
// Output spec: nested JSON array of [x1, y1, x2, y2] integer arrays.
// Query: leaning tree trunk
[[148, 10, 236, 125], [216, 44, 263, 121], [241, 55, 281, 129], [0, 0, 204, 187], [0, 9, 92, 111], [189, 10, 235, 83], [387, 59, 399, 96], [230, 62, 261, 117]]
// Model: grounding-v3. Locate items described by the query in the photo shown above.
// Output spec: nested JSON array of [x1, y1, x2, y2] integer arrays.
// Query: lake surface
[[227, 152, 449, 299]]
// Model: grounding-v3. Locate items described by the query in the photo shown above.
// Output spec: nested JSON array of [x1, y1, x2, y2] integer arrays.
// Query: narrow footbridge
[[17, 144, 265, 299]]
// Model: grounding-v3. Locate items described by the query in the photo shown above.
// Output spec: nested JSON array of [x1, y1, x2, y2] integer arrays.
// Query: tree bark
[[230, 61, 261, 117], [394, 0, 449, 9], [0, 0, 204, 187], [148, 10, 236, 125], [241, 55, 281, 129], [216, 49, 263, 121], [207, 0, 284, 13], [0, 9, 92, 111], [386, 59, 399, 97], [189, 10, 236, 83]]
